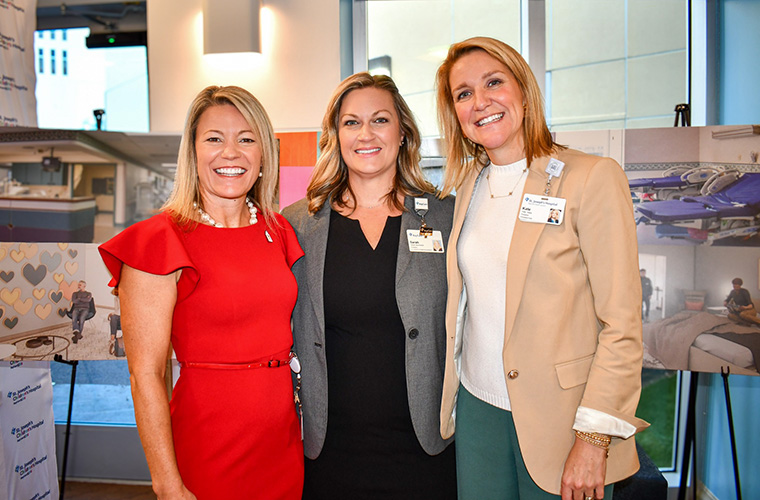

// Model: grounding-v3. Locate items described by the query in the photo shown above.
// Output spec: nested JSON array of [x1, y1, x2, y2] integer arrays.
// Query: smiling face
[[449, 49, 526, 165], [195, 104, 261, 207], [338, 87, 403, 184]]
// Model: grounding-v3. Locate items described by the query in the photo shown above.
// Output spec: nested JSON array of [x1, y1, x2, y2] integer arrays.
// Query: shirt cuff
[[573, 406, 637, 439]]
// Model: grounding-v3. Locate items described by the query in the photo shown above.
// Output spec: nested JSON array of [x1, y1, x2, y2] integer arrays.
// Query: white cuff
[[573, 406, 637, 439]]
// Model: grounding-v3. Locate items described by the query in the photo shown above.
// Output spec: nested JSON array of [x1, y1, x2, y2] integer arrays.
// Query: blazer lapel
[[396, 195, 427, 284], [304, 203, 331, 340], [503, 156, 563, 343]]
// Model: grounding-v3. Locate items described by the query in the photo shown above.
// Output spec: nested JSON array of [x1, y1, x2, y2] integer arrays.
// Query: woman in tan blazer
[[435, 37, 648, 500]]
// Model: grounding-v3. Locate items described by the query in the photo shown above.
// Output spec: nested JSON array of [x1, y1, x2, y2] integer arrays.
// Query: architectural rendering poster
[[557, 124, 760, 376], [0, 125, 758, 375], [0, 243, 120, 361], [0, 0, 38, 127], [0, 360, 59, 500]]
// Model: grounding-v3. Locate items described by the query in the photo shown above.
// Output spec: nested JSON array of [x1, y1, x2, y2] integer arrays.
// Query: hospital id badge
[[407, 229, 445, 253], [518, 194, 567, 225]]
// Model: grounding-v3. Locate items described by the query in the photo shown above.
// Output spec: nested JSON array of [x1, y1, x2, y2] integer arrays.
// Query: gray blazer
[[282, 193, 455, 459]]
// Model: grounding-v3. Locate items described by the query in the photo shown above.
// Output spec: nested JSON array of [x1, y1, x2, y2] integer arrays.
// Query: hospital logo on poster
[[11, 419, 45, 443], [6, 383, 42, 404], [0, 1, 27, 13], [14, 455, 49, 480]]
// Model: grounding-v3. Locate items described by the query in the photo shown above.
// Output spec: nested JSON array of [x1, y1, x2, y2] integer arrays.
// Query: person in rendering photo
[[99, 85, 304, 499], [107, 286, 121, 346], [283, 72, 457, 500], [69, 280, 92, 343], [640, 269, 653, 322], [435, 36, 648, 500], [724, 277, 760, 326]]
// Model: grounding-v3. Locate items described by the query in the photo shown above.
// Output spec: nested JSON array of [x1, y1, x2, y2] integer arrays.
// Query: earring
[[258, 172, 263, 178]]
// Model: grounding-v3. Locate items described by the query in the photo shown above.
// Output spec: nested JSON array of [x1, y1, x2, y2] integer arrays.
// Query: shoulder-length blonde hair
[[306, 72, 435, 215], [162, 85, 279, 227], [435, 37, 564, 195]]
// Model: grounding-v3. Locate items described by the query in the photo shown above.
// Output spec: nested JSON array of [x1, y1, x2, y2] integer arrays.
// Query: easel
[[672, 103, 742, 500], [53, 354, 78, 500]]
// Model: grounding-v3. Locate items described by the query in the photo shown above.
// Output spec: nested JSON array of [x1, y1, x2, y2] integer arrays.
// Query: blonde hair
[[162, 85, 279, 227], [306, 72, 435, 215], [435, 37, 563, 195]]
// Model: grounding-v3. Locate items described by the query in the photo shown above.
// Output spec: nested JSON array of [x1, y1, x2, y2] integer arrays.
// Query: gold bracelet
[[575, 430, 611, 451]]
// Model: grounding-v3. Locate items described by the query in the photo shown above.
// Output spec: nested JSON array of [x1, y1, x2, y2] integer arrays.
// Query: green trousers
[[455, 385, 614, 500]]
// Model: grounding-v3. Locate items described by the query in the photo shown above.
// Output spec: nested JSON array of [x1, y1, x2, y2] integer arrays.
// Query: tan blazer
[[440, 149, 649, 494]]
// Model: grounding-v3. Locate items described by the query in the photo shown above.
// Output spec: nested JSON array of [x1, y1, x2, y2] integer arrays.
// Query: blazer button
[[507, 369, 519, 380], [408, 328, 419, 339]]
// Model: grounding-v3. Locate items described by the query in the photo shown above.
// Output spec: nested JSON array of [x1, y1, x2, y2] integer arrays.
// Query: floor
[[60, 480, 154, 499]]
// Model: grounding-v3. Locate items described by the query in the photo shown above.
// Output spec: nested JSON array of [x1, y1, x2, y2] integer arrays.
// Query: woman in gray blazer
[[282, 72, 456, 499]]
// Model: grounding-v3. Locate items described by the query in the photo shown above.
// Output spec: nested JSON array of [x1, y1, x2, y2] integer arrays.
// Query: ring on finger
[[585, 496, 594, 500]]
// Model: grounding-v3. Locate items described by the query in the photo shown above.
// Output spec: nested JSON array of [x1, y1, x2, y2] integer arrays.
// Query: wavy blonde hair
[[306, 72, 435, 215], [435, 37, 563, 195], [162, 85, 279, 227]]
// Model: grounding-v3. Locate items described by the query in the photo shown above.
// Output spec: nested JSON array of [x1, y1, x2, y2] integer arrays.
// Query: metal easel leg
[[721, 367, 742, 500], [53, 354, 78, 500]]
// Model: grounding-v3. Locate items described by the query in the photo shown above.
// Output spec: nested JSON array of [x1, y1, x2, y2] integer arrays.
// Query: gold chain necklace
[[486, 165, 528, 198]]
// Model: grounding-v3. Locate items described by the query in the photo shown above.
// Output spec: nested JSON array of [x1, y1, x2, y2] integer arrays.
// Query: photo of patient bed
[[633, 171, 760, 245], [643, 309, 760, 376]]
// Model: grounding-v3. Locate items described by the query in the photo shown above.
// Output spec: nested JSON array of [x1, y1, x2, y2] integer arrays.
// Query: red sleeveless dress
[[99, 211, 304, 499]]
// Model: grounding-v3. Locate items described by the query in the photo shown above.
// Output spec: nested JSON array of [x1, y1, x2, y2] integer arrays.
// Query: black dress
[[303, 210, 456, 500]]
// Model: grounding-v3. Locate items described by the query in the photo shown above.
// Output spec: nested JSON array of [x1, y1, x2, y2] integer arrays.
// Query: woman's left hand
[[560, 437, 607, 500]]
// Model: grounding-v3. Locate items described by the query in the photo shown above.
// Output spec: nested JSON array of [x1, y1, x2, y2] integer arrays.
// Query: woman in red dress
[[99, 86, 304, 499]]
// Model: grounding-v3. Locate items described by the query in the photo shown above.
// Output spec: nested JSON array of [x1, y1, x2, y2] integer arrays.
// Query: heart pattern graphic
[[57, 243, 69, 250], [33, 288, 46, 300], [19, 243, 38, 258], [53, 273, 64, 284], [0, 247, 6, 261], [57, 308, 67, 317], [22, 263, 47, 286], [64, 261, 79, 276], [0, 271, 13, 283], [59, 280, 78, 300], [34, 303, 52, 320], [40, 251, 62, 271], [49, 290, 63, 303], [1, 288, 20, 305], [68, 249, 78, 258], [0, 305, 4, 319], [10, 250, 25, 263], [13, 298, 33, 315], [3, 317, 18, 329]]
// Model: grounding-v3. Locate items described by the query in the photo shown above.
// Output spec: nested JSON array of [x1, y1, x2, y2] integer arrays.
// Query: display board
[[556, 124, 760, 376], [0, 0, 38, 127], [0, 360, 59, 500]]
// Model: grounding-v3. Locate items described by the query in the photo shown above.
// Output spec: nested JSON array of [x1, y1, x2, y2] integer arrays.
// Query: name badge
[[414, 198, 429, 211], [407, 229, 445, 253], [519, 194, 567, 225]]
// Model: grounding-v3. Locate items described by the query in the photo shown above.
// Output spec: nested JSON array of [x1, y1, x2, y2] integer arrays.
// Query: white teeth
[[356, 148, 381, 154], [215, 167, 245, 176], [477, 113, 504, 126]]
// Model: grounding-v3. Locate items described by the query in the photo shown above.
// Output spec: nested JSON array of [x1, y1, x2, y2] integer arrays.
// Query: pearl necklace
[[194, 198, 258, 227]]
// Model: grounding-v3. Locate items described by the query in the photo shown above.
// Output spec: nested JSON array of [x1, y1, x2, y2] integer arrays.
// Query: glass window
[[34, 27, 149, 132], [50, 49, 56, 75], [62, 29, 67, 41], [365, 0, 521, 138], [51, 30, 55, 40], [51, 360, 136, 426], [545, 0, 687, 131], [38, 48, 44, 73]]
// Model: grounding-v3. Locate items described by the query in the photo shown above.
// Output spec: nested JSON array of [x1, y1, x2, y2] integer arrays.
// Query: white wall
[[147, 0, 341, 133]]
